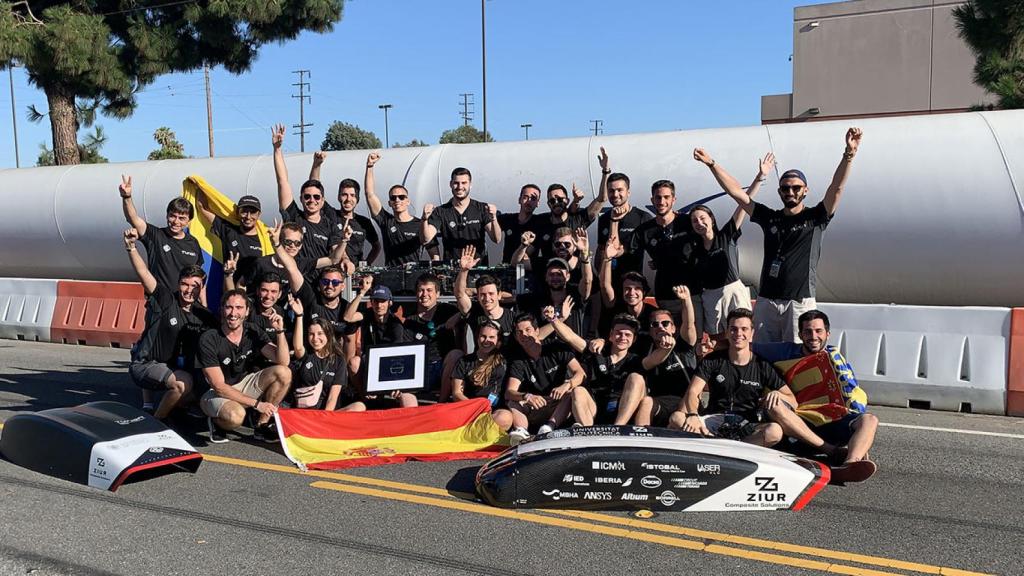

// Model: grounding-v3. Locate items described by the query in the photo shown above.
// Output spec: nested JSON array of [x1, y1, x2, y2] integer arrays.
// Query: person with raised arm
[[690, 150, 774, 346], [363, 152, 439, 265], [273, 124, 343, 261], [119, 174, 204, 296], [420, 167, 500, 265], [309, 150, 382, 266], [124, 228, 216, 421], [194, 189, 265, 284], [708, 128, 863, 342], [532, 178, 605, 265], [496, 184, 542, 264], [290, 297, 363, 412], [597, 235, 658, 352], [455, 245, 518, 344], [594, 148, 653, 285], [633, 286, 699, 427]]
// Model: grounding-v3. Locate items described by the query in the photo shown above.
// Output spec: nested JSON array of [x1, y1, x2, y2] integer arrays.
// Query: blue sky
[[0, 0, 831, 168]]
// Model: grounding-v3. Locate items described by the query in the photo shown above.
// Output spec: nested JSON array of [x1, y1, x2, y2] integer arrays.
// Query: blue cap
[[780, 169, 807, 186], [370, 285, 393, 301]]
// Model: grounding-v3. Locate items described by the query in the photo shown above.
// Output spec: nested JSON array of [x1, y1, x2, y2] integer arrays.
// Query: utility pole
[[378, 104, 393, 148], [292, 69, 312, 152], [8, 65, 19, 168], [459, 93, 474, 126], [520, 123, 532, 141], [481, 0, 488, 141], [590, 119, 604, 136], [204, 64, 214, 157]]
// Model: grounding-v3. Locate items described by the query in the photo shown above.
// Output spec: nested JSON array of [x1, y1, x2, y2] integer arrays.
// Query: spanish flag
[[275, 398, 508, 471]]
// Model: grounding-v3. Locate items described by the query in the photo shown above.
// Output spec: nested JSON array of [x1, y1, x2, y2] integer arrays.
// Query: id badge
[[176, 356, 185, 369], [606, 399, 619, 413], [768, 259, 782, 278], [487, 392, 499, 407]]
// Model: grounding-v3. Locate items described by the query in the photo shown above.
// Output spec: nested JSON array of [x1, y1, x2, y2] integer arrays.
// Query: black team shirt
[[281, 201, 342, 261], [131, 285, 216, 368], [197, 324, 273, 386], [372, 210, 435, 265], [598, 207, 653, 279], [632, 216, 699, 298], [750, 201, 832, 300], [507, 342, 576, 396], [427, 198, 492, 265], [140, 226, 204, 294], [333, 211, 379, 264], [210, 216, 264, 282], [696, 350, 786, 421]]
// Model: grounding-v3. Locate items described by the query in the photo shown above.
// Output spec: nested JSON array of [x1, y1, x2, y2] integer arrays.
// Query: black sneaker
[[207, 417, 229, 444], [252, 422, 279, 444]]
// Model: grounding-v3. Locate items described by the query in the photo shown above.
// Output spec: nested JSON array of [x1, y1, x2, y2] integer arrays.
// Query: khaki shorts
[[702, 280, 753, 335], [753, 297, 816, 343], [200, 370, 268, 418]]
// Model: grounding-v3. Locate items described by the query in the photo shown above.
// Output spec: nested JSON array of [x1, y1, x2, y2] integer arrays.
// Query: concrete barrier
[[0, 279, 58, 342], [50, 281, 145, 348], [818, 303, 1009, 415]]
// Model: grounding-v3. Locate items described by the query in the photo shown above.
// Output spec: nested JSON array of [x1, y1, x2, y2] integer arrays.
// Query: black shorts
[[650, 395, 682, 427], [362, 395, 403, 411], [129, 361, 174, 391], [814, 413, 863, 446], [593, 391, 620, 425], [522, 401, 560, 430]]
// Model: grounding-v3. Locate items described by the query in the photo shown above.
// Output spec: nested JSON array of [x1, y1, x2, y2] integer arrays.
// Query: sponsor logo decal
[[670, 477, 709, 489], [641, 462, 684, 472], [640, 475, 662, 489], [541, 489, 578, 501], [594, 477, 632, 486], [114, 416, 145, 425], [621, 493, 649, 501], [148, 447, 164, 453], [746, 476, 786, 504], [305, 362, 313, 369], [583, 491, 613, 500], [657, 490, 679, 506], [169, 317, 178, 326], [162, 245, 171, 252], [592, 461, 626, 471], [697, 464, 721, 474], [561, 474, 589, 486]]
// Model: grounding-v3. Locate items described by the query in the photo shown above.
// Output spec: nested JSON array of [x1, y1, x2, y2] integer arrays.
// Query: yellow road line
[[202, 453, 991, 576], [311, 480, 902, 576]]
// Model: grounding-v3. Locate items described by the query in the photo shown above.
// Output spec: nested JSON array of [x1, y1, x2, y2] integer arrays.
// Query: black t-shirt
[[584, 344, 644, 396], [296, 281, 352, 337], [496, 212, 542, 264], [696, 350, 786, 421], [507, 342, 577, 395], [281, 201, 342, 261], [357, 313, 407, 350], [452, 352, 507, 404], [643, 339, 697, 398], [516, 285, 588, 339], [632, 216, 700, 297], [131, 285, 216, 367], [598, 301, 657, 352], [693, 219, 743, 290], [245, 255, 317, 308], [533, 211, 595, 263], [428, 198, 492, 265], [140, 226, 204, 294], [334, 211, 380, 264], [403, 303, 460, 362], [211, 217, 264, 282], [465, 303, 517, 344], [372, 210, 435, 265], [198, 324, 273, 386], [750, 201, 832, 300], [247, 306, 285, 339], [291, 352, 349, 409], [598, 207, 653, 278]]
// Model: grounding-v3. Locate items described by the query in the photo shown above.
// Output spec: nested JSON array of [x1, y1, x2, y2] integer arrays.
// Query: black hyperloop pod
[[475, 426, 829, 512], [0, 401, 202, 491]]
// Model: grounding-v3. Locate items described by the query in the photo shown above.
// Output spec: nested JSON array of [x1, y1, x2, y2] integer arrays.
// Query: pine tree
[[0, 1, 343, 165], [953, 0, 1024, 109]]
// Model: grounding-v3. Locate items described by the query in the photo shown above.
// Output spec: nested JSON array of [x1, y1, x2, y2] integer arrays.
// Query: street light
[[520, 123, 532, 140], [378, 104, 393, 148], [8, 63, 20, 168]]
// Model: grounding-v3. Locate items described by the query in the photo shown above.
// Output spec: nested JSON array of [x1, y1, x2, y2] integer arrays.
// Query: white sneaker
[[508, 427, 530, 447], [537, 424, 554, 436]]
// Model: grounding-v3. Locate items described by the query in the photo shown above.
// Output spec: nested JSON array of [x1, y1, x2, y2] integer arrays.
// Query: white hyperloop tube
[[0, 110, 1022, 307]]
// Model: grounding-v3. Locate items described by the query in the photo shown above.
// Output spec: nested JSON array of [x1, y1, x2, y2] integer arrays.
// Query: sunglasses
[[302, 194, 323, 201], [320, 278, 344, 287], [281, 239, 302, 248], [553, 241, 573, 249], [779, 185, 804, 193], [650, 320, 674, 328], [548, 197, 568, 206], [389, 195, 408, 201]]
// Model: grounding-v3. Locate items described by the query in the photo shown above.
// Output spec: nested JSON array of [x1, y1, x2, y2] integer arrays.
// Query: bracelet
[[601, 169, 611, 175], [125, 247, 134, 252], [843, 150, 856, 160], [685, 412, 699, 418], [271, 242, 280, 248], [253, 400, 260, 409], [294, 313, 304, 317]]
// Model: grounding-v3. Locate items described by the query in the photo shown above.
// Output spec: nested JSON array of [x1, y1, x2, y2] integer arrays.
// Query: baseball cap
[[370, 285, 393, 301], [547, 257, 570, 271], [237, 195, 262, 211], [779, 169, 807, 186]]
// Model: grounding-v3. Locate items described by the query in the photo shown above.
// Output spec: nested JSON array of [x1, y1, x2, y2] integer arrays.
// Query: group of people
[[121, 123, 877, 482]]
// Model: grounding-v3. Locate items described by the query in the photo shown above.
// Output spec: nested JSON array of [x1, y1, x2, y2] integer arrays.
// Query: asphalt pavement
[[0, 340, 1021, 576]]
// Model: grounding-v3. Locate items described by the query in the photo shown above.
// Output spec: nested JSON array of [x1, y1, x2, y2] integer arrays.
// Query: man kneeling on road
[[199, 289, 292, 443], [754, 310, 879, 483], [668, 308, 791, 447]]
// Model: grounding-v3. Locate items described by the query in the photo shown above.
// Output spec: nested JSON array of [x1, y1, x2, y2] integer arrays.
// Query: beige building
[[762, 0, 995, 124]]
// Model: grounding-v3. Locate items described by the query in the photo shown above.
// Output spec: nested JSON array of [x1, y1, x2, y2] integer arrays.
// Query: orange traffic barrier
[[50, 281, 146, 348], [1007, 308, 1024, 416]]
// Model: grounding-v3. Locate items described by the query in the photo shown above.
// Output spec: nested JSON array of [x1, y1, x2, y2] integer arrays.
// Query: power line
[[459, 93, 474, 126], [590, 119, 603, 136], [291, 70, 312, 152]]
